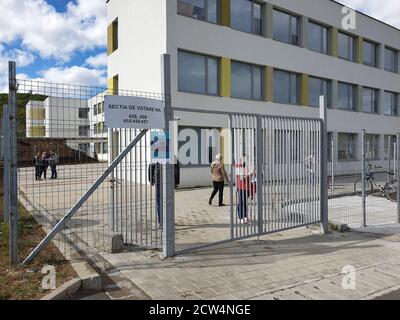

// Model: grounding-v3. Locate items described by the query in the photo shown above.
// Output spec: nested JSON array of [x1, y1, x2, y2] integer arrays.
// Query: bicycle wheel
[[354, 178, 373, 197], [384, 181, 398, 202]]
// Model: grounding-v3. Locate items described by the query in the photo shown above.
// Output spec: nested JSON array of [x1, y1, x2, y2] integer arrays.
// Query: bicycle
[[354, 162, 398, 202]]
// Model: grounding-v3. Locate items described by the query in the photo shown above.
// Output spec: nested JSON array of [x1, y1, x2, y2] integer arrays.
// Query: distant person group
[[34, 151, 58, 181]]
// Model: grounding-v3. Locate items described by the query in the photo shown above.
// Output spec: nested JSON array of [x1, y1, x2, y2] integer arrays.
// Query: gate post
[[3, 105, 10, 224], [361, 129, 367, 227], [397, 133, 400, 224], [256, 116, 264, 234], [8, 61, 19, 265], [161, 54, 175, 258], [319, 96, 329, 233]]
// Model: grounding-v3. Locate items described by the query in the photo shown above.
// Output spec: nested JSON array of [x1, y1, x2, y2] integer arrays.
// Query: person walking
[[49, 151, 58, 179], [208, 154, 229, 207], [34, 153, 42, 181]]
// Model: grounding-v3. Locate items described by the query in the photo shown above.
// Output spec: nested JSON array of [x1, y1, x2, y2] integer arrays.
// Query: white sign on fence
[[105, 95, 165, 129]]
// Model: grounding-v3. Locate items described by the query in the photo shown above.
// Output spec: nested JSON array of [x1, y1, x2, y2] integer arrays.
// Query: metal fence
[[3, 74, 167, 264], [328, 130, 400, 228], [4, 59, 399, 267]]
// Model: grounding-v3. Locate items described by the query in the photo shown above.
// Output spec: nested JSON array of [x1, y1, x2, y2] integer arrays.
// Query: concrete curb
[[40, 257, 102, 300], [41, 278, 81, 300], [69, 257, 102, 291]]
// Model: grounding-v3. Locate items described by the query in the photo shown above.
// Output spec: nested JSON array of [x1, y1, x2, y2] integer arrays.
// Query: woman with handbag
[[209, 154, 229, 207]]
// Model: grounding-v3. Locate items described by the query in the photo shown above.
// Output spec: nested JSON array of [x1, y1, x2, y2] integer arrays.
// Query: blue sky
[[0, 0, 399, 93]]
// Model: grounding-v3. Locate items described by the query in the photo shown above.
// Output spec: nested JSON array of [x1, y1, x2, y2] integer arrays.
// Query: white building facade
[[106, 0, 400, 187], [26, 96, 107, 160]]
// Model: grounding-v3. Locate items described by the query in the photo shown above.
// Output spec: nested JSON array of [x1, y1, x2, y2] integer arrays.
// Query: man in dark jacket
[[148, 161, 180, 227]]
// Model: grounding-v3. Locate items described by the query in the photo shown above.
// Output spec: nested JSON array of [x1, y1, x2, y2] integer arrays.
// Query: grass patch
[[0, 195, 77, 300]]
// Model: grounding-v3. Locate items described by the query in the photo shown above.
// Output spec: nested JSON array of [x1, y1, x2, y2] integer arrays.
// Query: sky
[[0, 0, 400, 93]]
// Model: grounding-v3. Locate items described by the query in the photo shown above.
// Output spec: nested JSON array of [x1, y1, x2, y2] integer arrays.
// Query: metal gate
[[172, 108, 324, 253], [230, 114, 322, 241]]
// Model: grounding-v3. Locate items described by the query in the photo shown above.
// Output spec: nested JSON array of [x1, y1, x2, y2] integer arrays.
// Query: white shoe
[[244, 218, 248, 224]]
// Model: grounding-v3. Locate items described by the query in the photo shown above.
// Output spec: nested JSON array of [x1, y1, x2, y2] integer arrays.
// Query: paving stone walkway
[[104, 226, 400, 300]]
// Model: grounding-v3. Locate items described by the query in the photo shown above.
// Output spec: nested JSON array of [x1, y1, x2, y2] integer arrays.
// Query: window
[[79, 126, 90, 137], [107, 19, 118, 55], [308, 21, 329, 54], [384, 135, 397, 160], [274, 70, 299, 104], [338, 82, 357, 110], [362, 87, 378, 113], [365, 134, 379, 160], [93, 102, 103, 116], [78, 108, 89, 119], [363, 40, 378, 67], [309, 77, 331, 108], [273, 9, 300, 46], [338, 133, 357, 161], [178, 51, 219, 95], [338, 32, 356, 62], [177, 0, 218, 23], [384, 91, 398, 116], [385, 47, 398, 73], [102, 142, 108, 155], [231, 61, 263, 100], [231, 0, 262, 35]]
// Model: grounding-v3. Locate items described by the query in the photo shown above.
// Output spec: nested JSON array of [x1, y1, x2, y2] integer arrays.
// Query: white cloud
[[85, 53, 107, 68], [0, 47, 36, 93], [337, 0, 400, 29], [0, 0, 107, 62], [39, 66, 107, 87]]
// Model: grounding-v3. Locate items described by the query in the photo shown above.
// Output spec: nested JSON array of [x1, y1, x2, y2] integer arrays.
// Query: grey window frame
[[384, 91, 398, 116], [337, 132, 358, 161], [273, 69, 300, 105], [384, 135, 397, 160], [362, 87, 379, 114], [230, 0, 264, 35], [309, 76, 331, 108], [231, 61, 263, 101], [365, 134, 380, 160], [338, 31, 356, 62], [337, 82, 357, 111], [177, 0, 220, 24], [273, 8, 300, 46], [79, 125, 90, 137], [308, 21, 329, 55], [363, 40, 378, 67], [385, 47, 398, 73], [178, 50, 220, 96], [78, 107, 89, 119]]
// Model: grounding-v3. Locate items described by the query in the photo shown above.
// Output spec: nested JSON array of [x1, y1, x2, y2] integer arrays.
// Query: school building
[[106, 0, 400, 187]]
